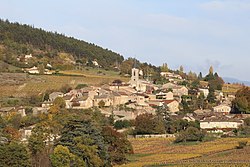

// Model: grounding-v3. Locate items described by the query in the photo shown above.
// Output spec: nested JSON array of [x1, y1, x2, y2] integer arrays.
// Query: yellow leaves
[[49, 105, 60, 114], [119, 138, 250, 167]]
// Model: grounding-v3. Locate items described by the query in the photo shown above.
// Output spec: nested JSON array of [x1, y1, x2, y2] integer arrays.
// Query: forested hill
[[0, 19, 124, 69]]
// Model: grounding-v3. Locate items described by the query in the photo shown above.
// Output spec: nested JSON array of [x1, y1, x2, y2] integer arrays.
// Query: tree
[[134, 113, 165, 134], [198, 72, 203, 80], [53, 97, 66, 108], [57, 119, 110, 167], [161, 63, 168, 72], [3, 126, 21, 141], [60, 84, 72, 94], [233, 87, 250, 113], [114, 120, 131, 130], [102, 126, 133, 165], [50, 145, 75, 167], [75, 84, 88, 89], [98, 100, 105, 108], [0, 142, 31, 167], [179, 65, 184, 73], [209, 65, 214, 74], [175, 127, 205, 143], [28, 122, 51, 166]]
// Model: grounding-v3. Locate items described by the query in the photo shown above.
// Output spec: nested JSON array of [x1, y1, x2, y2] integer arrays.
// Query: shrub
[[75, 84, 88, 89], [175, 127, 205, 143], [114, 120, 131, 130]]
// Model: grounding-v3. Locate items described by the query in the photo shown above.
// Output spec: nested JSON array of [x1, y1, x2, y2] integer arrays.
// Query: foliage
[[75, 83, 88, 89], [98, 100, 105, 108], [2, 126, 21, 141], [57, 118, 110, 166], [50, 145, 75, 167], [28, 122, 50, 155], [165, 119, 200, 134], [160, 63, 168, 72], [0, 142, 31, 167], [59, 84, 72, 94], [204, 71, 224, 91], [102, 126, 133, 165], [134, 113, 165, 135], [0, 19, 124, 69], [233, 87, 250, 113], [114, 120, 132, 130], [236, 141, 248, 149], [175, 127, 205, 143], [53, 97, 66, 108]]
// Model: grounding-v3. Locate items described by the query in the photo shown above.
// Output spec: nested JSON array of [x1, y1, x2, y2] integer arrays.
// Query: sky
[[1, 0, 250, 81]]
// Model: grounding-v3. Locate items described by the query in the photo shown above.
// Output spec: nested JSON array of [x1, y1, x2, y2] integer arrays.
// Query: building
[[199, 88, 209, 98], [162, 83, 188, 97], [200, 116, 243, 132], [213, 105, 231, 114], [25, 66, 39, 74], [129, 67, 149, 92], [156, 91, 174, 100], [49, 92, 64, 102], [163, 100, 179, 113]]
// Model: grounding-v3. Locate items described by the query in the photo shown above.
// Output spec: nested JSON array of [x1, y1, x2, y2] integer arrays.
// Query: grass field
[[0, 69, 129, 98], [117, 137, 250, 167]]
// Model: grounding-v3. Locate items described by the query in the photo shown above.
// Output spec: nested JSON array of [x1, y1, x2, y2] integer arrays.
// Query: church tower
[[130, 67, 139, 88]]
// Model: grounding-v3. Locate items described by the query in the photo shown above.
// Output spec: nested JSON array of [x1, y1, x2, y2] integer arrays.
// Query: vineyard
[[0, 70, 128, 98], [117, 137, 250, 167]]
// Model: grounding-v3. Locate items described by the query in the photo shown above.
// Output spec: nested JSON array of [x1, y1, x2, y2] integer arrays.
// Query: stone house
[[156, 91, 174, 100], [49, 92, 64, 102], [71, 96, 93, 109], [213, 105, 231, 114], [163, 100, 180, 113], [129, 93, 149, 106], [93, 95, 112, 107]]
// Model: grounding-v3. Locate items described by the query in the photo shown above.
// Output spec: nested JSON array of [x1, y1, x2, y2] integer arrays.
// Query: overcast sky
[[1, 0, 250, 81]]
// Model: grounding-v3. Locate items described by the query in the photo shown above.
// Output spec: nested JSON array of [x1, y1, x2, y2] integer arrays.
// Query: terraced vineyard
[[118, 138, 250, 167]]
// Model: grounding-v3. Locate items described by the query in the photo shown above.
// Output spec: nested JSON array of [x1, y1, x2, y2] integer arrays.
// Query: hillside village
[[2, 19, 250, 166], [0, 63, 246, 142]]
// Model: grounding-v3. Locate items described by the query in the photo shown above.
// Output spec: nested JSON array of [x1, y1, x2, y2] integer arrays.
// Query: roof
[[72, 96, 88, 102], [200, 116, 243, 123], [112, 92, 121, 97], [94, 95, 109, 99], [63, 95, 74, 100], [162, 100, 177, 104]]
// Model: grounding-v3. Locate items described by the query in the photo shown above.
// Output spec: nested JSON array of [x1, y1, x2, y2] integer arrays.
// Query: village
[[0, 63, 244, 142]]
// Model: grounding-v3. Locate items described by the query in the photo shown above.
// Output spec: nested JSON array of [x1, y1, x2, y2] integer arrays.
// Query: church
[[129, 66, 151, 93]]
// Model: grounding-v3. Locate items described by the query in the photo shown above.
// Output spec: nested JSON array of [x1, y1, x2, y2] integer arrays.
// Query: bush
[[175, 127, 205, 143], [75, 84, 88, 89], [114, 120, 131, 130]]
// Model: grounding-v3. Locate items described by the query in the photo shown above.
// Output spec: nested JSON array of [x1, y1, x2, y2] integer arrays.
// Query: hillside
[[0, 19, 124, 70]]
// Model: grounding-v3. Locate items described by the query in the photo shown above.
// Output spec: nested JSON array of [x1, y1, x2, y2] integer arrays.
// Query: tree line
[[0, 19, 124, 70]]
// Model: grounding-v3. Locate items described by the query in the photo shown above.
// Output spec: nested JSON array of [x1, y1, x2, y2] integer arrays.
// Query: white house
[[25, 66, 39, 74], [213, 105, 231, 114], [199, 88, 209, 98], [200, 116, 243, 132]]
